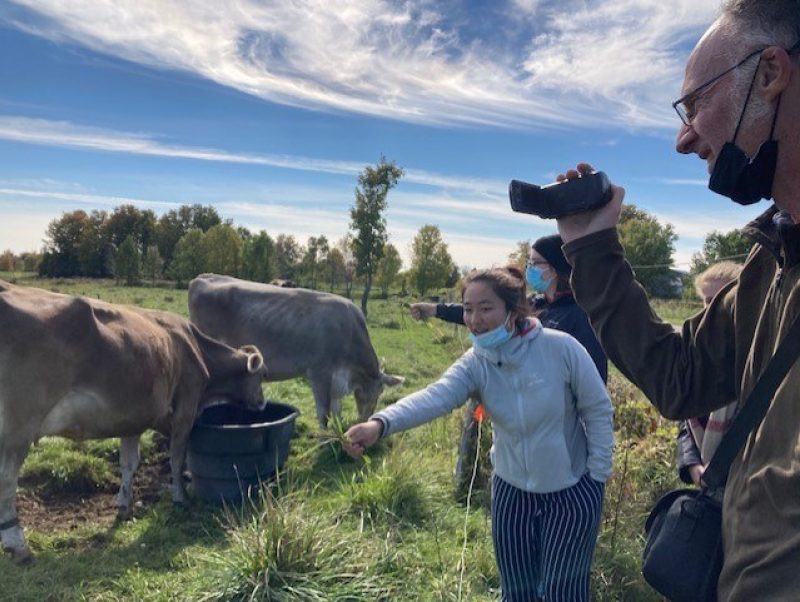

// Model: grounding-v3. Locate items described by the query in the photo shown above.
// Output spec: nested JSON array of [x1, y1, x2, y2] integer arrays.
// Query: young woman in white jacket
[[344, 265, 613, 602]]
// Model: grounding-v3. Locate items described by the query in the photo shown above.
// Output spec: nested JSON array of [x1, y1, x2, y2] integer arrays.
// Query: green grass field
[[0, 272, 696, 601]]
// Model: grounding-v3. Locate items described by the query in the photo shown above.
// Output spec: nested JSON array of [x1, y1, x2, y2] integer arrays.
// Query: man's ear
[[759, 46, 794, 100]]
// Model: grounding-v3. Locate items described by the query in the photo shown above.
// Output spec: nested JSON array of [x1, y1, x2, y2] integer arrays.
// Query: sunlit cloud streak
[[0, 116, 509, 196], [6, 0, 718, 130]]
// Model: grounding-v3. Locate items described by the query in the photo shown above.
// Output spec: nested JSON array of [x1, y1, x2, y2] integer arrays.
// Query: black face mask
[[708, 57, 782, 206]]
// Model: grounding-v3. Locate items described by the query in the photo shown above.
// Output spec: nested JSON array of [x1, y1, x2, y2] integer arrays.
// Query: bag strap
[[703, 311, 800, 489]]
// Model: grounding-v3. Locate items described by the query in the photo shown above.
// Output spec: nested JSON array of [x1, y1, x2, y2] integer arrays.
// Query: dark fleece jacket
[[564, 205, 800, 602]]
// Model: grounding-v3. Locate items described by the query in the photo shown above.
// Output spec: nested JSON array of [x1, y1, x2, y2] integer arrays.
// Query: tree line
[[2, 159, 463, 315], [1, 158, 753, 304]]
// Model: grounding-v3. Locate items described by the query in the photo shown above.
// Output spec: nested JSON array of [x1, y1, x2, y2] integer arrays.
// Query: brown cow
[[0, 280, 266, 562], [188, 274, 403, 427]]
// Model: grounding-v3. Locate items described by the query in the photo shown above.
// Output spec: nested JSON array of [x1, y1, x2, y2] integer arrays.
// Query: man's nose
[[675, 122, 697, 154]]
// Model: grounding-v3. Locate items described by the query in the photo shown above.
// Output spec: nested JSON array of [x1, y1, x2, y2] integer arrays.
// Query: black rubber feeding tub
[[187, 401, 299, 502]]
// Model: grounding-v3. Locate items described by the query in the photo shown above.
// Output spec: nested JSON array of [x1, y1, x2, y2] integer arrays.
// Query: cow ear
[[247, 351, 264, 374], [381, 373, 404, 387]]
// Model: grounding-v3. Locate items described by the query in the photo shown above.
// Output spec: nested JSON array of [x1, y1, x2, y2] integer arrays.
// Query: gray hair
[[716, 1, 800, 125], [721, 0, 800, 51]]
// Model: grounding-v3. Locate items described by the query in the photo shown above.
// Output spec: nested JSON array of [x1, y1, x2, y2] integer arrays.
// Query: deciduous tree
[[114, 235, 141, 286], [375, 243, 402, 298], [618, 204, 678, 297], [143, 245, 164, 285], [41, 210, 90, 277], [690, 229, 752, 274], [350, 157, 404, 316], [325, 247, 345, 293], [336, 234, 357, 299], [169, 229, 207, 284], [203, 224, 243, 276], [275, 234, 301, 281], [410, 225, 455, 297], [241, 231, 276, 283], [0, 250, 15, 272], [508, 240, 532, 269]]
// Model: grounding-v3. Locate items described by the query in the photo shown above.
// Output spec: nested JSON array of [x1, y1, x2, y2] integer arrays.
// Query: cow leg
[[0, 438, 32, 563], [116, 435, 140, 520], [309, 371, 333, 428], [169, 424, 192, 506]]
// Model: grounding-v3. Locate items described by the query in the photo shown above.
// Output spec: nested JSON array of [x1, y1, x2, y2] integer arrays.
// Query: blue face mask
[[469, 313, 514, 349], [526, 265, 553, 292]]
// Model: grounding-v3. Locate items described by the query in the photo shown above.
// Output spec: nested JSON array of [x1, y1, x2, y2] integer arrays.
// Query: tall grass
[[338, 454, 431, 529], [194, 488, 400, 601]]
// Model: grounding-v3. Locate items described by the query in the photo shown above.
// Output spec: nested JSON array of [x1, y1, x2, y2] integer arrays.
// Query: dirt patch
[[17, 458, 172, 535]]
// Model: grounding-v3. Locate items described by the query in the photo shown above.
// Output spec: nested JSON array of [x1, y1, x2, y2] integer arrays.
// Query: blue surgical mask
[[525, 265, 552, 292], [469, 313, 514, 349]]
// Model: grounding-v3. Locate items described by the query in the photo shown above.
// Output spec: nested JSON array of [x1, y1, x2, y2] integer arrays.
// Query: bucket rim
[[194, 400, 300, 431]]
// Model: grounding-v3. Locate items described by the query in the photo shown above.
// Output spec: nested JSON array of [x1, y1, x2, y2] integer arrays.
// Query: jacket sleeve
[[563, 228, 738, 420], [676, 421, 702, 484], [372, 353, 476, 436], [436, 303, 465, 325], [567, 339, 615, 483], [560, 305, 608, 384]]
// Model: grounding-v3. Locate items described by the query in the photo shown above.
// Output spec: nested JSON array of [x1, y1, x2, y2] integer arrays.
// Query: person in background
[[677, 261, 743, 486], [345, 266, 613, 602], [410, 234, 607, 383]]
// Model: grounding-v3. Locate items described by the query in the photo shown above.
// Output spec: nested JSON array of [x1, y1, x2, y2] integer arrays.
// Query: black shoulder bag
[[641, 313, 800, 602]]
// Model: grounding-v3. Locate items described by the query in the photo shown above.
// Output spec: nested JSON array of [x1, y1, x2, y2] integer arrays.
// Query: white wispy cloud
[[5, 0, 719, 130], [0, 116, 509, 196]]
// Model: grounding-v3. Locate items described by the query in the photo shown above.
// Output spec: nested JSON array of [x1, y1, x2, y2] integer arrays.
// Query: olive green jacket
[[564, 206, 800, 602]]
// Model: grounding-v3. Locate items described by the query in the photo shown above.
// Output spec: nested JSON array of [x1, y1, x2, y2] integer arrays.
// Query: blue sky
[[0, 0, 766, 271]]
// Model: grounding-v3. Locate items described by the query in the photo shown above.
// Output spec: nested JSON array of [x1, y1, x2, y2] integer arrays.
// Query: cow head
[[205, 344, 267, 410], [353, 372, 404, 422], [239, 345, 267, 409]]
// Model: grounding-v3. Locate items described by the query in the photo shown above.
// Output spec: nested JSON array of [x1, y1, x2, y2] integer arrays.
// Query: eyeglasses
[[672, 48, 763, 126], [526, 260, 550, 269], [672, 40, 800, 126]]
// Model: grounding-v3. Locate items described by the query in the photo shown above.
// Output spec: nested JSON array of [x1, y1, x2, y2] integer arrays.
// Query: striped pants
[[491, 472, 605, 602]]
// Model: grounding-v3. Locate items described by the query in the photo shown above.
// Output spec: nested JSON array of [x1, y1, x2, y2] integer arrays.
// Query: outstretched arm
[[343, 354, 477, 459], [410, 302, 466, 325]]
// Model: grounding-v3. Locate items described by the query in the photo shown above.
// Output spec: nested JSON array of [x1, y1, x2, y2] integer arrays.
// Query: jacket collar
[[743, 204, 800, 268], [472, 318, 542, 368]]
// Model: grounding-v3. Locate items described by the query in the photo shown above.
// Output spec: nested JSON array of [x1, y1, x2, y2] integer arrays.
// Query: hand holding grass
[[343, 420, 383, 459]]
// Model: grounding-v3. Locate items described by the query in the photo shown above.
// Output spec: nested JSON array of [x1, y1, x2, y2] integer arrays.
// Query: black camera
[[509, 171, 613, 219]]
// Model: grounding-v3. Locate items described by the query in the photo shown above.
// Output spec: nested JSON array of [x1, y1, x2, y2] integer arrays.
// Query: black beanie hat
[[532, 234, 571, 276]]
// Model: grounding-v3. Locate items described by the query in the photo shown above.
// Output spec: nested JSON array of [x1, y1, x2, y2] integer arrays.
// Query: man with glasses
[[550, 1, 800, 600]]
